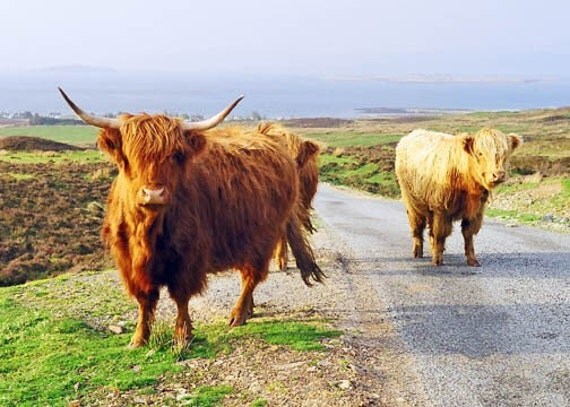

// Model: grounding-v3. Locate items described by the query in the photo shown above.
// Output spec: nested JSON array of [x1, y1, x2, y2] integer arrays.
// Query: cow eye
[[172, 151, 186, 164]]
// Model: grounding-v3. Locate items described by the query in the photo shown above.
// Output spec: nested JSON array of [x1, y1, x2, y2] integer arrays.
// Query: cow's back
[[396, 129, 471, 214], [185, 138, 298, 269]]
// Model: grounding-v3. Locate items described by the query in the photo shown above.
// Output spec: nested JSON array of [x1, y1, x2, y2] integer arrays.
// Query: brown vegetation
[[0, 160, 114, 286]]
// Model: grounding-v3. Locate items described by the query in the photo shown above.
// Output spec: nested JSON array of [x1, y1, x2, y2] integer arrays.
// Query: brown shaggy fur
[[99, 114, 324, 347], [257, 123, 321, 270], [396, 128, 522, 267]]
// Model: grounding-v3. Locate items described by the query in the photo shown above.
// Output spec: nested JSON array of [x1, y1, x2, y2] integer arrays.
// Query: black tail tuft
[[286, 211, 326, 286]]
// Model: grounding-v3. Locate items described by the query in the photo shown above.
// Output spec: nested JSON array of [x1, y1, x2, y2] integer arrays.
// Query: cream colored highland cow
[[395, 128, 522, 267]]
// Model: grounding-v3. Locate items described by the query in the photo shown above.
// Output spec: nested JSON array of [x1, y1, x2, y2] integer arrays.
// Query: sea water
[[0, 71, 569, 118]]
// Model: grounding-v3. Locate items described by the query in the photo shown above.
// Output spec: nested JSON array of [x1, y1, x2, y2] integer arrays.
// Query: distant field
[[305, 131, 402, 148], [0, 150, 104, 164], [0, 125, 98, 146]]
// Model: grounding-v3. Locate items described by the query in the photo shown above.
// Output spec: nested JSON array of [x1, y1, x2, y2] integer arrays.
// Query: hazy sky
[[1, 0, 570, 77]]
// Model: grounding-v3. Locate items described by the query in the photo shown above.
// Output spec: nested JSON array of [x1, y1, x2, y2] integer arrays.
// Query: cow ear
[[296, 140, 321, 167], [508, 133, 523, 151], [463, 136, 475, 155], [184, 131, 207, 157], [97, 129, 125, 163]]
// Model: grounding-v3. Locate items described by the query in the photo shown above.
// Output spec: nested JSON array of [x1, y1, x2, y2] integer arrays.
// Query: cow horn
[[182, 95, 244, 131], [58, 87, 121, 129]]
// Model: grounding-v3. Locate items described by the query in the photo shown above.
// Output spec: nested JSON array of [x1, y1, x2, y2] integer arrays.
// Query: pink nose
[[493, 171, 506, 182], [140, 187, 167, 205]]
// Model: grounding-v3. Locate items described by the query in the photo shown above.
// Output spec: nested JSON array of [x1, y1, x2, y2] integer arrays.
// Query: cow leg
[[274, 236, 289, 271], [426, 213, 435, 258], [430, 212, 452, 266], [229, 264, 267, 327], [130, 289, 159, 348], [169, 289, 194, 348], [461, 213, 483, 267], [407, 209, 427, 258], [166, 268, 207, 348]]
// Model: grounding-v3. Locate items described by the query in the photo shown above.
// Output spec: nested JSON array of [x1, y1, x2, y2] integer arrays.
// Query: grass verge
[[0, 272, 341, 406]]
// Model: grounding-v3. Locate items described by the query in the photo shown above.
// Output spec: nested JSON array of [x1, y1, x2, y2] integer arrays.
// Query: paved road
[[314, 184, 570, 407]]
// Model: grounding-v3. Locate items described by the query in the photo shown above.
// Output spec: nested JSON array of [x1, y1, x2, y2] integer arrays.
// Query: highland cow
[[257, 123, 321, 270], [59, 88, 324, 348], [395, 128, 522, 266]]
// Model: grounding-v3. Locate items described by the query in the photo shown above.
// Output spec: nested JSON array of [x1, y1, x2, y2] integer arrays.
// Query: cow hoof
[[174, 333, 195, 349], [467, 259, 481, 267], [412, 244, 423, 258], [432, 257, 443, 266], [229, 315, 247, 327], [128, 337, 147, 349], [277, 258, 287, 271]]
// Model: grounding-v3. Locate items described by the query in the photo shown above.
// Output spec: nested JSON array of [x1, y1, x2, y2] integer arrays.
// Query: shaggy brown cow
[[59, 88, 324, 348], [257, 123, 321, 270], [396, 128, 522, 267]]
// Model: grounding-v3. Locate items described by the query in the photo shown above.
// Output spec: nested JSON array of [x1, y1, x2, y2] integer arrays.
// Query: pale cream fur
[[396, 127, 522, 266]]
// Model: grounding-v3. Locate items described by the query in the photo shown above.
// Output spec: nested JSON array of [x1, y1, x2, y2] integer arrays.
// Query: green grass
[[0, 150, 105, 164], [307, 131, 402, 147], [0, 125, 98, 146], [318, 153, 358, 166], [489, 177, 570, 226], [486, 208, 542, 223], [319, 153, 400, 197], [0, 297, 182, 406], [494, 181, 539, 194], [0, 272, 341, 406], [182, 385, 233, 406]]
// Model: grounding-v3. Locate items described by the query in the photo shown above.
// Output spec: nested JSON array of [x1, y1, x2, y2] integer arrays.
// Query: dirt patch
[[0, 135, 85, 151], [0, 161, 114, 285]]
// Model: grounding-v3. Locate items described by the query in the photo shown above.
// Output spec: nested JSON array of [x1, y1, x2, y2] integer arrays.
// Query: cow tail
[[300, 202, 317, 234], [286, 210, 326, 286]]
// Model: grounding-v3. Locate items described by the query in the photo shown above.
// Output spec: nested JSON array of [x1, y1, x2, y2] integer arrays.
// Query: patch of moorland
[[0, 159, 113, 286]]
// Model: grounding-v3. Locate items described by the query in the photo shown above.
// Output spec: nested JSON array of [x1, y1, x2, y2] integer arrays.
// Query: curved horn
[[182, 95, 244, 131], [58, 87, 121, 129]]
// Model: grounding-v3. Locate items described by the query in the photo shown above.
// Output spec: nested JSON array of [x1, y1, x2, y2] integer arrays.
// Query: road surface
[[314, 184, 570, 407]]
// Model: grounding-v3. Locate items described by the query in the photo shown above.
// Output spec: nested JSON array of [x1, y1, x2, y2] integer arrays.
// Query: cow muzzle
[[492, 171, 506, 184], [139, 186, 169, 206]]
